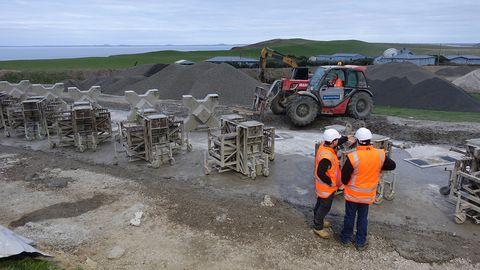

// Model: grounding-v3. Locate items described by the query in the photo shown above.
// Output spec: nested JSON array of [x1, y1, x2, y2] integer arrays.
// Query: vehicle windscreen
[[308, 68, 325, 91]]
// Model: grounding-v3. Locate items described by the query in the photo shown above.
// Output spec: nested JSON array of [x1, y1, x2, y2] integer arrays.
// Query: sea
[[0, 45, 238, 61]]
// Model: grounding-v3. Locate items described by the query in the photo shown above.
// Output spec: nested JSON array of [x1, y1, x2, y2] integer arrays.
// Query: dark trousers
[[313, 193, 334, 230], [340, 201, 369, 246]]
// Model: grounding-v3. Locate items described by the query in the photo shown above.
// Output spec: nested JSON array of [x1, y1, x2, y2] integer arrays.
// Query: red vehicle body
[[284, 65, 373, 126]]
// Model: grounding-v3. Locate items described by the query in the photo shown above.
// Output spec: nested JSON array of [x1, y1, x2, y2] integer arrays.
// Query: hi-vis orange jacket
[[334, 78, 344, 87], [344, 145, 386, 204], [314, 144, 342, 198]]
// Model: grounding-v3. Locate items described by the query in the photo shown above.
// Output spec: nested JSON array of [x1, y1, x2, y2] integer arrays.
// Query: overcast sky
[[1, 0, 479, 46]]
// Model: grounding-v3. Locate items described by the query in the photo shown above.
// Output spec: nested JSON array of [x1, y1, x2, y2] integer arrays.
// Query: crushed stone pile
[[63, 63, 168, 94], [453, 69, 480, 93], [367, 62, 480, 112], [128, 62, 262, 105], [435, 66, 478, 78], [64, 62, 261, 105]]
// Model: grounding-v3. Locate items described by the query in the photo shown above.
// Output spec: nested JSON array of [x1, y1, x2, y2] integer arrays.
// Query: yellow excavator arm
[[259, 47, 298, 82]]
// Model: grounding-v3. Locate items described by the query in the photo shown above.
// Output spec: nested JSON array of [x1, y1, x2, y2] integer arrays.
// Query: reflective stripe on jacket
[[314, 144, 341, 198], [344, 145, 385, 204]]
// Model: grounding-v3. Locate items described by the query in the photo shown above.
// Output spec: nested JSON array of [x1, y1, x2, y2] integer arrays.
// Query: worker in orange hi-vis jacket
[[313, 128, 354, 239], [340, 128, 396, 251]]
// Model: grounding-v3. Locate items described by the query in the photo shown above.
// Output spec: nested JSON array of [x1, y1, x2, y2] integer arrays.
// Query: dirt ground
[[1, 104, 480, 270]]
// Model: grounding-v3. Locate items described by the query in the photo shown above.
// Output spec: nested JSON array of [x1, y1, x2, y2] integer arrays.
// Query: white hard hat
[[323, 128, 341, 142], [355, 127, 372, 141]]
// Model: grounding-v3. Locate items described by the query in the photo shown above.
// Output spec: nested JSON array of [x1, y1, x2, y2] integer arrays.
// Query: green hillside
[[1, 39, 479, 71]]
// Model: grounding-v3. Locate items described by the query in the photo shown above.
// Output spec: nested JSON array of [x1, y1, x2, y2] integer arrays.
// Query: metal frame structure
[[445, 138, 480, 224], [204, 114, 275, 179], [117, 109, 189, 167], [55, 101, 112, 152], [0, 92, 23, 137], [233, 85, 273, 118], [21, 96, 48, 140]]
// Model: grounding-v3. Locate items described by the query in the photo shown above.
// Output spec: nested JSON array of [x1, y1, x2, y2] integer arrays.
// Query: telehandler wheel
[[347, 92, 373, 119], [286, 96, 319, 127], [270, 95, 286, 115]]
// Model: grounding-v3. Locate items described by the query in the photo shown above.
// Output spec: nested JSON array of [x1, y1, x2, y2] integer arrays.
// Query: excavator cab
[[291, 67, 309, 80]]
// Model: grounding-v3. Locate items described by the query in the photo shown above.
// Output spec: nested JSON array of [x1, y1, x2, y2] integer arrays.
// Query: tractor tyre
[[286, 96, 319, 127], [347, 92, 373, 119], [270, 95, 286, 115]]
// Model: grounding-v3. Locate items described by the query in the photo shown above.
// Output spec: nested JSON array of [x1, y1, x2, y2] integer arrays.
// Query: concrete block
[[183, 94, 220, 131], [124, 89, 160, 120], [31, 83, 64, 98], [0, 80, 32, 93], [68, 86, 101, 104]]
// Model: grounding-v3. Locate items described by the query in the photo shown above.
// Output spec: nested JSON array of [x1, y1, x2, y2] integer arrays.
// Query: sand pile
[[453, 69, 480, 93], [367, 62, 480, 112]]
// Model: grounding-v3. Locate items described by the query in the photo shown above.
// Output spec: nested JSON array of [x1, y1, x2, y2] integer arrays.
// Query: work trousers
[[313, 193, 334, 230], [340, 201, 369, 246]]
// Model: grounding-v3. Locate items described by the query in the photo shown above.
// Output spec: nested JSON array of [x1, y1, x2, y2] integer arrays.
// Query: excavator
[[259, 47, 310, 114]]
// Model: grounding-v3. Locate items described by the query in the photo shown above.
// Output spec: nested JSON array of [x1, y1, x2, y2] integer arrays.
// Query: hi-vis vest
[[314, 144, 341, 198], [344, 145, 386, 204]]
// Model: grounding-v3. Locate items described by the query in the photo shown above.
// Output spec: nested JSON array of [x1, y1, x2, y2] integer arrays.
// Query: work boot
[[355, 242, 369, 251], [313, 229, 331, 239], [323, 220, 332, 228]]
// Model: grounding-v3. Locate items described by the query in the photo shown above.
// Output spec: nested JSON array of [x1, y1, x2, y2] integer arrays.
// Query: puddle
[[10, 194, 116, 228]]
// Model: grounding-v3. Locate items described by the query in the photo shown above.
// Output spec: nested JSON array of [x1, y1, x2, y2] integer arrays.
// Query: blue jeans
[[340, 201, 369, 246]]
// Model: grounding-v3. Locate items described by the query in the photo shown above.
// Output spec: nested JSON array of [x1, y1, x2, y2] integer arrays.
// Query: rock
[[85, 257, 98, 269], [45, 178, 68, 188], [130, 211, 143, 226], [261, 195, 275, 207], [215, 213, 227, 223], [24, 172, 38, 182], [107, 246, 125, 259]]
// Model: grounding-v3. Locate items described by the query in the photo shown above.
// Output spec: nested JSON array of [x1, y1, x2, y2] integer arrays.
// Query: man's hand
[[347, 135, 356, 144]]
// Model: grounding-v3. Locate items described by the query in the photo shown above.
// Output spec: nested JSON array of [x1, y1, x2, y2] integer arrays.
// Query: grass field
[[1, 39, 479, 71], [471, 93, 480, 101], [373, 106, 480, 123], [0, 258, 64, 270]]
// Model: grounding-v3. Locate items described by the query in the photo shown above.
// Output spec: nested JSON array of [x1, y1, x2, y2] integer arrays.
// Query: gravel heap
[[128, 62, 262, 105], [63, 64, 168, 95], [65, 62, 261, 105], [453, 69, 480, 93], [366, 62, 480, 112], [435, 65, 478, 77]]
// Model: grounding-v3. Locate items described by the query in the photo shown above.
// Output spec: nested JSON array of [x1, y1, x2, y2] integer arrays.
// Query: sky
[[0, 0, 479, 46]]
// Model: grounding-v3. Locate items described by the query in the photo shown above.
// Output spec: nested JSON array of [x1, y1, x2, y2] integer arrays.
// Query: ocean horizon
[[0, 44, 240, 61]]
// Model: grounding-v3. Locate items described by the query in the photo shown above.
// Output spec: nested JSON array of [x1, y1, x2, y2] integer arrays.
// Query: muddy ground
[[1, 103, 480, 269]]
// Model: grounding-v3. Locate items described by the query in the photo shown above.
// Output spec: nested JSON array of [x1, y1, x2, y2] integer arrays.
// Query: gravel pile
[[65, 62, 261, 105], [453, 69, 480, 93], [63, 64, 168, 95], [367, 62, 480, 112], [435, 65, 478, 77], [128, 62, 262, 105]]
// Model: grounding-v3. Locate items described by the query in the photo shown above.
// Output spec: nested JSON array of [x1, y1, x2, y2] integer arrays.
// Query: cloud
[[0, 0, 478, 45]]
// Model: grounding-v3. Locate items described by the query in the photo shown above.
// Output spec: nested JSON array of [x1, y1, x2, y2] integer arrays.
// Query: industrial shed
[[445, 55, 480, 65], [205, 56, 259, 67], [374, 53, 435, 66], [310, 53, 366, 64]]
